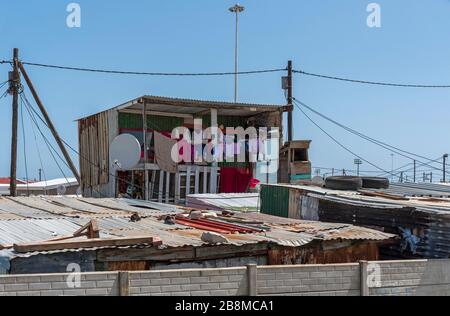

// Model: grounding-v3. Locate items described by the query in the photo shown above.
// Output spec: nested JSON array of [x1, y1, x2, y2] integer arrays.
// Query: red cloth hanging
[[220, 168, 253, 193]]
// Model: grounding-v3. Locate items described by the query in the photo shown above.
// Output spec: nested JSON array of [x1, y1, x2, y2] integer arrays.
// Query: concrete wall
[[0, 272, 119, 296], [369, 260, 450, 296], [129, 267, 248, 296], [257, 264, 360, 296], [1, 260, 450, 296]]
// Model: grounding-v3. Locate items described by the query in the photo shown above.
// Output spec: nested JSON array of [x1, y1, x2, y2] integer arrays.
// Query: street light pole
[[229, 4, 245, 103], [443, 154, 448, 183], [391, 154, 394, 182], [354, 159, 363, 176]]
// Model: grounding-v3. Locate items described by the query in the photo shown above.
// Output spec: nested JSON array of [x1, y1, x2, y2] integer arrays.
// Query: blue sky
[[1, 0, 450, 181]]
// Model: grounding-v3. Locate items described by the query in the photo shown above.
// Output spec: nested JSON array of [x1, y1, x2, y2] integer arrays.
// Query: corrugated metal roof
[[233, 212, 394, 241], [79, 95, 287, 120], [186, 193, 259, 212], [0, 196, 394, 258], [373, 183, 450, 198]]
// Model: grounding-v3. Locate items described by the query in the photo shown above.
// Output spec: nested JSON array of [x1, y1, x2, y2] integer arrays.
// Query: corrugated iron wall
[[78, 112, 110, 189], [260, 185, 290, 218], [118, 113, 184, 132]]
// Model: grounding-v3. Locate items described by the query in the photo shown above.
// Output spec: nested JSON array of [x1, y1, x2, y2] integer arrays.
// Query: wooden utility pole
[[9, 48, 20, 197], [18, 62, 81, 183], [287, 60, 293, 142]]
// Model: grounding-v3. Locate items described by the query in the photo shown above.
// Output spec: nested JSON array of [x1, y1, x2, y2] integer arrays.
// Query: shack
[[77, 96, 296, 204], [260, 182, 450, 259], [0, 178, 79, 196], [0, 196, 395, 274]]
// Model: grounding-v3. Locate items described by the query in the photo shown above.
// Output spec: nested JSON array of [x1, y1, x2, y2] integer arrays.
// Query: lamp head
[[229, 4, 245, 13]]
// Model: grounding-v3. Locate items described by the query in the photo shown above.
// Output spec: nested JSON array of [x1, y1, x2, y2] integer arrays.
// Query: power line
[[294, 99, 450, 175], [21, 90, 147, 194], [21, 93, 73, 189], [28, 100, 48, 194], [296, 104, 396, 177], [21, 61, 285, 77], [313, 166, 386, 174], [0, 80, 9, 89], [294, 70, 450, 88], [19, 98, 30, 195]]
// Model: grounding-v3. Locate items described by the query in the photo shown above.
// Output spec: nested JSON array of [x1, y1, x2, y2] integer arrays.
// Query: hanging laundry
[[154, 132, 178, 173], [220, 167, 253, 193]]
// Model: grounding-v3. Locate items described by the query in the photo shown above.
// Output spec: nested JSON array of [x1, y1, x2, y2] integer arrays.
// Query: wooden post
[[9, 48, 20, 197], [186, 166, 192, 197], [18, 62, 81, 183], [175, 172, 180, 204], [210, 109, 218, 193], [165, 172, 170, 204], [203, 167, 208, 193], [194, 167, 200, 194], [287, 60, 293, 142], [142, 101, 148, 199], [158, 171, 164, 203]]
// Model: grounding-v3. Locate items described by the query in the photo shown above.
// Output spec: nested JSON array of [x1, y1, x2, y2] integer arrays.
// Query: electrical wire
[[28, 102, 48, 195], [294, 99, 450, 175], [19, 97, 30, 196], [18, 60, 450, 87], [0, 89, 9, 99], [296, 104, 397, 177], [21, 61, 285, 77], [21, 91, 146, 193], [313, 166, 383, 174], [21, 93, 73, 190], [294, 70, 450, 88], [379, 157, 443, 178], [0, 80, 9, 90]]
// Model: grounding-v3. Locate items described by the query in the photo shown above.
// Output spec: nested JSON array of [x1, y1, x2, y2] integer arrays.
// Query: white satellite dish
[[110, 134, 141, 171], [57, 185, 67, 196]]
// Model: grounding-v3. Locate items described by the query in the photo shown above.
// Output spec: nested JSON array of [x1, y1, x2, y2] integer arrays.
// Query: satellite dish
[[312, 176, 325, 186], [110, 134, 141, 170], [57, 185, 67, 195]]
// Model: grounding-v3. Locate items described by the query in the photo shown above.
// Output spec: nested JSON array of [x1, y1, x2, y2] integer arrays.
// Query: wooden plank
[[186, 166, 192, 196], [149, 170, 156, 201], [358, 190, 409, 201], [13, 236, 162, 254], [210, 108, 218, 193], [73, 219, 100, 239], [144, 170, 149, 201], [175, 172, 181, 204], [97, 243, 267, 262], [158, 171, 164, 203], [165, 172, 171, 204], [203, 167, 208, 193], [194, 167, 200, 194], [97, 247, 196, 262]]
